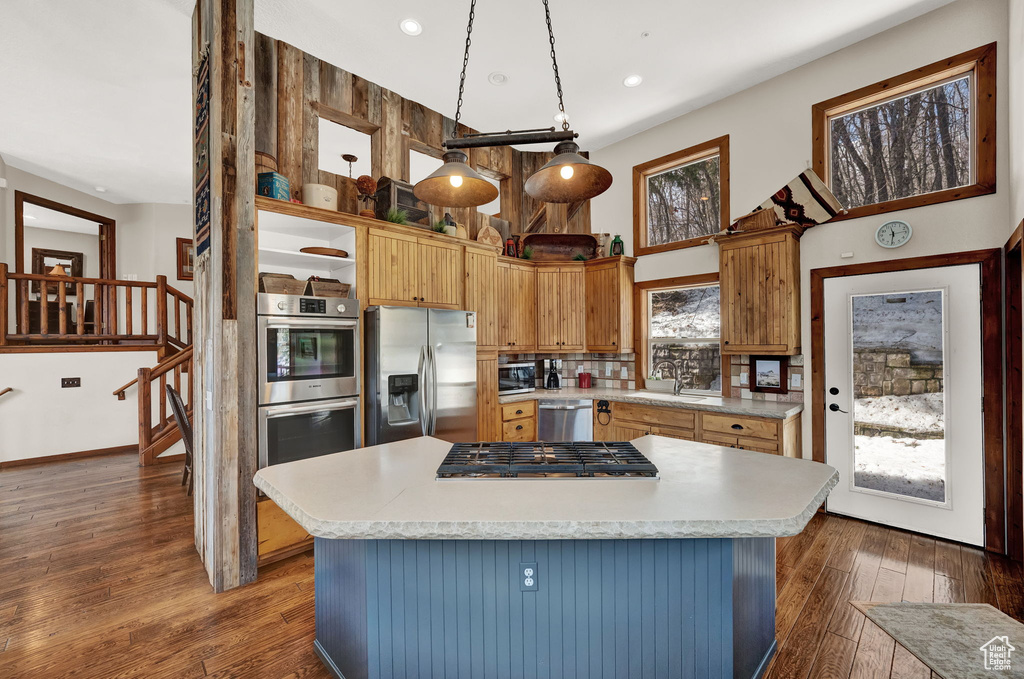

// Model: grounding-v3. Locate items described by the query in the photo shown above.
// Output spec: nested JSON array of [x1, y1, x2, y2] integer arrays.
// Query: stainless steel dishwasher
[[537, 399, 593, 441]]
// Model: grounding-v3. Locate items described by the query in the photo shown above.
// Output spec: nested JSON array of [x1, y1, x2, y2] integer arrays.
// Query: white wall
[[590, 0, 1011, 458], [1011, 0, 1024, 229], [0, 351, 154, 462]]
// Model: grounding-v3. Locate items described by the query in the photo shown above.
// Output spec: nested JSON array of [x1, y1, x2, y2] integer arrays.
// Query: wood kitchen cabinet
[[585, 256, 635, 353], [497, 260, 536, 352], [366, 227, 463, 309], [476, 357, 500, 441], [719, 226, 801, 355], [257, 497, 311, 566], [592, 400, 800, 457], [535, 263, 585, 352], [464, 249, 499, 350], [500, 400, 537, 441]]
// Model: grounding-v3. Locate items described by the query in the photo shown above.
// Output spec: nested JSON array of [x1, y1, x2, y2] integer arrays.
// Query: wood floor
[[2, 452, 1023, 678]]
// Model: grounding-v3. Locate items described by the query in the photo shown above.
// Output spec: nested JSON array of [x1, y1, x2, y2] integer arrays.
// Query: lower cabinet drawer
[[501, 401, 537, 421], [502, 417, 536, 441], [613, 402, 696, 430], [701, 432, 738, 448], [650, 424, 696, 441], [701, 412, 779, 440], [701, 431, 780, 455]]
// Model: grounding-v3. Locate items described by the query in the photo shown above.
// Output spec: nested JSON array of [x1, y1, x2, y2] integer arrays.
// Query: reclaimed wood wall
[[192, 0, 258, 593], [253, 33, 591, 237]]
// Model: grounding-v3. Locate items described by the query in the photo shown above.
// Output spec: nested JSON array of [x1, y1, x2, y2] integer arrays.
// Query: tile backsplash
[[729, 354, 805, 403], [500, 353, 636, 390]]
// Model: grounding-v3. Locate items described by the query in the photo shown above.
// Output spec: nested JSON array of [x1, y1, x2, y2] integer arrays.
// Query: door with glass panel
[[823, 264, 984, 545]]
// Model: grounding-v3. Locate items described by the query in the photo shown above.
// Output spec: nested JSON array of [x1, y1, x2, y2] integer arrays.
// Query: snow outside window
[[647, 284, 722, 394]]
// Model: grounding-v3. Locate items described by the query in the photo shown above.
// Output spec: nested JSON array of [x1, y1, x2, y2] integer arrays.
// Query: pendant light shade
[[524, 141, 613, 203], [413, 151, 498, 208]]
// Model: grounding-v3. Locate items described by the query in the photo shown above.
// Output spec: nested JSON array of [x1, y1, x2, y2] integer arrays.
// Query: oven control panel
[[258, 293, 359, 318]]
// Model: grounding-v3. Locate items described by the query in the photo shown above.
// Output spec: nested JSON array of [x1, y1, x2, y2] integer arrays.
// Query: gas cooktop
[[437, 441, 659, 479]]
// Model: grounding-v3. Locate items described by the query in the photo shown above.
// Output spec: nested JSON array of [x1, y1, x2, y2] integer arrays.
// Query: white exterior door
[[823, 264, 984, 545]]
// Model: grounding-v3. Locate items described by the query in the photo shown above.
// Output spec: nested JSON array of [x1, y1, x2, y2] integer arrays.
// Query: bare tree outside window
[[648, 285, 721, 393], [646, 155, 721, 246], [829, 75, 971, 209]]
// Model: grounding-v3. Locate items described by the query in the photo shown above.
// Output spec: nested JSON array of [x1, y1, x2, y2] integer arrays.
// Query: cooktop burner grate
[[437, 441, 658, 478]]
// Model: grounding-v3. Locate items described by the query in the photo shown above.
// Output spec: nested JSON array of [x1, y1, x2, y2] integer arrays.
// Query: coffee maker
[[538, 359, 563, 390]]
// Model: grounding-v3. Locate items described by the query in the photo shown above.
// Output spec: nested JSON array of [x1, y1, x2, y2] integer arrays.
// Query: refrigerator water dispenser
[[387, 374, 418, 424]]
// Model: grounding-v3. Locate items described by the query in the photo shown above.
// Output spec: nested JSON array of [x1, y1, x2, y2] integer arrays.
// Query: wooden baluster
[[138, 367, 152, 464], [58, 280, 67, 336], [125, 286, 133, 337], [175, 297, 181, 344], [186, 301, 193, 345], [156, 276, 167, 348], [109, 285, 118, 337], [159, 372, 167, 425], [187, 353, 193, 409], [0, 262, 7, 345], [76, 282, 85, 335], [141, 286, 148, 336], [18, 280, 29, 335], [40, 281, 49, 335], [174, 362, 182, 395]]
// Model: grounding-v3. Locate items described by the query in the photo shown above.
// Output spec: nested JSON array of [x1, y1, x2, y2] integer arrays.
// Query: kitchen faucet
[[653, 360, 685, 396]]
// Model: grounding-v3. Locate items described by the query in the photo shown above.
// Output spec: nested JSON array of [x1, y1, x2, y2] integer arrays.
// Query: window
[[632, 135, 729, 256], [318, 118, 372, 178], [813, 43, 995, 220], [643, 281, 722, 394]]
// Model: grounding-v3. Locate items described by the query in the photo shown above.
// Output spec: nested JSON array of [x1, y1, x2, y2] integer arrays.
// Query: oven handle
[[264, 399, 359, 418], [263, 318, 358, 330]]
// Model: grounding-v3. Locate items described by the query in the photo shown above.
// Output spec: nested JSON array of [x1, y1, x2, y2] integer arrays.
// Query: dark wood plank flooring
[[2, 451, 1022, 678]]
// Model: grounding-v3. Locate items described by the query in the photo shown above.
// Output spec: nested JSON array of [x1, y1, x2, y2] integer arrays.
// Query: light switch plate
[[740, 372, 748, 386], [791, 373, 802, 389]]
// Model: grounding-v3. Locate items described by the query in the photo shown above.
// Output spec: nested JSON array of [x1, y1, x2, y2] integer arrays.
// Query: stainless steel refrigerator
[[365, 306, 477, 445]]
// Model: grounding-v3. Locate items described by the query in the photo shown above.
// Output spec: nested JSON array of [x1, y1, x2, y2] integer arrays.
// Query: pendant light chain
[[543, 0, 569, 132], [452, 0, 477, 137]]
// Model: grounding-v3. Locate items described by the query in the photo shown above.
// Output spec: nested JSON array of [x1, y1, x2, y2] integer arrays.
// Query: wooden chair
[[165, 384, 194, 496]]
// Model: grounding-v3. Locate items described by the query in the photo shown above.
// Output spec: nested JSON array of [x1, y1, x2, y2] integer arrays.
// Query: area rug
[[854, 602, 1024, 678]]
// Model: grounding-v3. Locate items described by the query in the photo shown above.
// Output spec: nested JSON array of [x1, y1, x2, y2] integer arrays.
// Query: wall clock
[[875, 220, 912, 249]]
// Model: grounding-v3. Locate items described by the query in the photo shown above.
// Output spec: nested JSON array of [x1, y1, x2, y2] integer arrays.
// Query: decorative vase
[[444, 225, 458, 237], [455, 224, 468, 239]]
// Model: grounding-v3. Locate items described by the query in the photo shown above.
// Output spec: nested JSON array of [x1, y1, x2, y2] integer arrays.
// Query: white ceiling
[[0, 0, 955, 206]]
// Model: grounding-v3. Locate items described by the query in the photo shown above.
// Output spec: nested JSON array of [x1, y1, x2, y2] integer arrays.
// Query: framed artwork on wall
[[31, 247, 83, 296], [176, 238, 195, 281], [750, 356, 789, 394]]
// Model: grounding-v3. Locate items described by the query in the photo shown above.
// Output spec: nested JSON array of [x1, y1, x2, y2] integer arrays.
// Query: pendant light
[[413, 0, 612, 207], [413, 150, 498, 208]]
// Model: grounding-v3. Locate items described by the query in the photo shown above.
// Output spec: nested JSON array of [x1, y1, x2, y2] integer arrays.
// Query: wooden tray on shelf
[[299, 246, 349, 258]]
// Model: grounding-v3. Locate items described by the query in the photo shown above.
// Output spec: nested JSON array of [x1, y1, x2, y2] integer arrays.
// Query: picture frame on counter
[[750, 355, 788, 394], [176, 237, 194, 281]]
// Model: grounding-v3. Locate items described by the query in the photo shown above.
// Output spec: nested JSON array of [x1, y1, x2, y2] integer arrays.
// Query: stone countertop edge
[[498, 387, 804, 420], [254, 469, 838, 542]]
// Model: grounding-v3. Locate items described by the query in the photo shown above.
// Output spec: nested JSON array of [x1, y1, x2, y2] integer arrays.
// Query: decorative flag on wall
[[194, 51, 211, 257], [756, 169, 844, 228]]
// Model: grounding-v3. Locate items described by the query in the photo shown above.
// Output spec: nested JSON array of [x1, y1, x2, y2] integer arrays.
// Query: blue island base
[[313, 537, 776, 679]]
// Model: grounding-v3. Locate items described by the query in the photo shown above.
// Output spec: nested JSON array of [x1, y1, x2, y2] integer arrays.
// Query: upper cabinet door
[[417, 238, 463, 309], [719, 227, 801, 355], [367, 228, 420, 306], [512, 263, 537, 352], [464, 249, 498, 350], [558, 266, 586, 351], [535, 265, 562, 352], [585, 258, 635, 353]]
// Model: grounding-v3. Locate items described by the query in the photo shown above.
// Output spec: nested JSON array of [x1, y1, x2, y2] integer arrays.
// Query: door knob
[[829, 387, 839, 396], [828, 403, 848, 413]]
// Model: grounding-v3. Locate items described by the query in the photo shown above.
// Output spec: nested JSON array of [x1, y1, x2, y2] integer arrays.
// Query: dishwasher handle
[[538, 403, 593, 411]]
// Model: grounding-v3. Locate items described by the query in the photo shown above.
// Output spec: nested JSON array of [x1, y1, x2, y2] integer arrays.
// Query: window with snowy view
[[647, 284, 721, 394], [851, 290, 946, 503]]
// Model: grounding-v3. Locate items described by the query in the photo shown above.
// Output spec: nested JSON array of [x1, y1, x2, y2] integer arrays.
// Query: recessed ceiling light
[[553, 112, 569, 124], [623, 74, 643, 88], [94, 186, 107, 193], [488, 71, 510, 86], [400, 19, 422, 36], [640, 31, 651, 39]]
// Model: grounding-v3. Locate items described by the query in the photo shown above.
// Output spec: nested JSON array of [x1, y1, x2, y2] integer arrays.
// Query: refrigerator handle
[[417, 345, 428, 436], [428, 345, 439, 435]]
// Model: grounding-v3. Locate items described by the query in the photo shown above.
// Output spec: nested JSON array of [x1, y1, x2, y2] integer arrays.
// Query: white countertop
[[499, 386, 803, 419], [254, 435, 837, 541]]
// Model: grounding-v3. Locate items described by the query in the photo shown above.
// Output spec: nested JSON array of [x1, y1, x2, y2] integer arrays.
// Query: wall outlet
[[604, 364, 612, 377], [740, 372, 748, 386], [520, 562, 538, 591], [61, 377, 81, 388]]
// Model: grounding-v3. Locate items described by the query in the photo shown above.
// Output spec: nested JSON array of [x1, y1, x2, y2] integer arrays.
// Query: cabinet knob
[[516, 409, 523, 415], [731, 424, 743, 431], [724, 340, 730, 345], [516, 425, 523, 431], [612, 341, 616, 345]]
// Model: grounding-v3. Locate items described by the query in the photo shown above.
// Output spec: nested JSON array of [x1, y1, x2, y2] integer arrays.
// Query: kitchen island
[[255, 435, 837, 679]]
